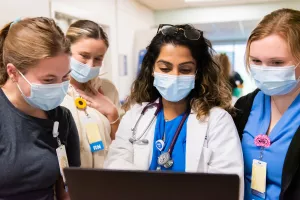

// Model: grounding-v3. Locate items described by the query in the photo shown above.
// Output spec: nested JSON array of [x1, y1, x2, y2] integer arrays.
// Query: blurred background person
[[215, 53, 244, 104]]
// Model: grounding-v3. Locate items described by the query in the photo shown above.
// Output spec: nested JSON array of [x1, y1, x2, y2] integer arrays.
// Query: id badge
[[56, 145, 69, 183], [251, 159, 267, 199], [85, 123, 104, 152]]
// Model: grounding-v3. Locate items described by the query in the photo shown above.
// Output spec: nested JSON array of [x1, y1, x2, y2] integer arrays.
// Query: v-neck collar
[[262, 94, 300, 141]]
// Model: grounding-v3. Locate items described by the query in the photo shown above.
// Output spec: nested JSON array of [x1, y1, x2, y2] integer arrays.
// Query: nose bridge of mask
[[154, 72, 195, 89], [250, 65, 296, 82], [71, 58, 93, 76]]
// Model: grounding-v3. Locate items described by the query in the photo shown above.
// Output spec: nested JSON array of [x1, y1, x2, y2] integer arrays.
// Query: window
[[213, 42, 256, 95]]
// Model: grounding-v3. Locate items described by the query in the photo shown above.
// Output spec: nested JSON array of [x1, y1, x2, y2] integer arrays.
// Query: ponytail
[[0, 23, 12, 86]]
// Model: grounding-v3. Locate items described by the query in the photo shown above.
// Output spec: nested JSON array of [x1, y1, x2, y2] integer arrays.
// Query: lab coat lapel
[[186, 114, 208, 172], [133, 102, 158, 169]]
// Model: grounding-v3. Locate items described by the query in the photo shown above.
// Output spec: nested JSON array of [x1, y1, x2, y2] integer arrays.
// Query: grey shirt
[[0, 89, 80, 200]]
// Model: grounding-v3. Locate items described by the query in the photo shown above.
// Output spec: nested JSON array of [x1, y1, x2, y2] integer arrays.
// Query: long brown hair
[[123, 24, 233, 119], [0, 17, 70, 86], [246, 8, 300, 69], [214, 53, 231, 80]]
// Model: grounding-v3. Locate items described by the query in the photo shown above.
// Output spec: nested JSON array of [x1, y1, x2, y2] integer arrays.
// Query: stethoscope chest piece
[[158, 152, 174, 168]]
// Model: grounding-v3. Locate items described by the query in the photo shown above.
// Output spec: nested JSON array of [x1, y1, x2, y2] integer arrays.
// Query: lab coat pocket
[[133, 144, 151, 170], [198, 147, 213, 173]]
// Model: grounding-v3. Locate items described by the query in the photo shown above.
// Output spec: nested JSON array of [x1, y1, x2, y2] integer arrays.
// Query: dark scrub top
[[0, 89, 80, 200]]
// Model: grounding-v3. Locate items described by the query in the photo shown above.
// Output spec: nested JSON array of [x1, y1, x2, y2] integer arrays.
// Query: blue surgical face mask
[[250, 64, 300, 96], [70, 57, 100, 83], [17, 71, 69, 111], [153, 72, 195, 102]]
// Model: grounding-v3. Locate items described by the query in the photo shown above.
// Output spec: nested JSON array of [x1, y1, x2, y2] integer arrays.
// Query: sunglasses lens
[[184, 29, 201, 40], [161, 26, 177, 36]]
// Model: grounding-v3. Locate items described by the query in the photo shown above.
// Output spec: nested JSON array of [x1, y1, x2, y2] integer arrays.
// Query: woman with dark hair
[[104, 24, 243, 197]]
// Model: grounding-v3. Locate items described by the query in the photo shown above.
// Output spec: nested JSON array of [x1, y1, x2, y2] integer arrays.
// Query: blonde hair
[[66, 20, 109, 94], [246, 8, 300, 69], [0, 17, 70, 86], [214, 53, 231, 80]]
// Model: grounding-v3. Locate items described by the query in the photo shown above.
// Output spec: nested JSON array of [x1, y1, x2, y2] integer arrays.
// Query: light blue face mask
[[17, 71, 69, 111], [250, 64, 300, 96], [70, 57, 100, 83], [153, 72, 195, 102]]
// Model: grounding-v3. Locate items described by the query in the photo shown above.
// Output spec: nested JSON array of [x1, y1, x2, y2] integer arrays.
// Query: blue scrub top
[[242, 91, 300, 200], [149, 109, 187, 172]]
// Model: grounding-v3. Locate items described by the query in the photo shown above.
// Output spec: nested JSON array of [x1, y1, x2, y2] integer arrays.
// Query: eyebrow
[[179, 61, 196, 66], [156, 60, 173, 66], [79, 51, 90, 55], [156, 60, 196, 66], [79, 51, 104, 58], [249, 56, 286, 60], [42, 70, 72, 78]]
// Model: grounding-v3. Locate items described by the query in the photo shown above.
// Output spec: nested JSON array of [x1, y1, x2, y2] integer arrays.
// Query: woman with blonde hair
[[0, 17, 80, 200], [234, 8, 300, 200], [61, 20, 122, 168], [105, 24, 243, 198]]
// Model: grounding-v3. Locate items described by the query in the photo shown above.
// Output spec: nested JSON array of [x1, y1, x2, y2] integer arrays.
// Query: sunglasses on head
[[157, 24, 203, 41]]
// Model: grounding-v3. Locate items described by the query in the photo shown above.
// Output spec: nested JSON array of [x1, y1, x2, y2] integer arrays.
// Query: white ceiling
[[136, 0, 286, 10], [194, 20, 259, 42]]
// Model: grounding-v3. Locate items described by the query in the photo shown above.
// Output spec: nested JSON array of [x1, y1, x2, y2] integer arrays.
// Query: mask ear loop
[[294, 63, 300, 80], [16, 70, 33, 98], [17, 70, 32, 86]]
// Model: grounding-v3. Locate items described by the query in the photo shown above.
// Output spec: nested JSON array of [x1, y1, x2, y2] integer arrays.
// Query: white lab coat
[[104, 101, 244, 199]]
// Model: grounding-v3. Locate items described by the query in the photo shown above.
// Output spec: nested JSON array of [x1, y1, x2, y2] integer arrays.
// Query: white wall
[[51, 0, 155, 101], [0, 0, 50, 26], [117, 0, 155, 100]]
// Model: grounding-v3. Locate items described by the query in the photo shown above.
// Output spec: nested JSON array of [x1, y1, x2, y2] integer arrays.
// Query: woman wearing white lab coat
[[104, 24, 243, 199]]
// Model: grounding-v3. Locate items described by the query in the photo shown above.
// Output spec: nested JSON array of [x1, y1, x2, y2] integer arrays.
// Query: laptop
[[64, 168, 240, 200]]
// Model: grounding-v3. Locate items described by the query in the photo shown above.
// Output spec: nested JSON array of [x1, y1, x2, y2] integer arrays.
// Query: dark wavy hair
[[123, 24, 233, 118]]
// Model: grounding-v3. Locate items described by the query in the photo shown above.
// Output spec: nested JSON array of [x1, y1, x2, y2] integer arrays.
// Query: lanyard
[[52, 121, 61, 146], [254, 134, 271, 160]]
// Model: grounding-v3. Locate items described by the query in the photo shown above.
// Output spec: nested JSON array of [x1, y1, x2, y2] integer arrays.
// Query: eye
[[251, 59, 261, 64], [43, 79, 55, 84], [62, 75, 70, 81], [95, 57, 103, 61], [271, 61, 284, 66], [80, 54, 90, 59], [180, 68, 193, 74], [160, 68, 171, 72]]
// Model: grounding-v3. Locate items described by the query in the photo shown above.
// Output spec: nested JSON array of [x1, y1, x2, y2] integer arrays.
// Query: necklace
[[271, 97, 283, 115]]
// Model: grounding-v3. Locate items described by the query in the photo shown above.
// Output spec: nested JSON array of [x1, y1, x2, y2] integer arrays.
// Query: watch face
[[158, 152, 170, 165]]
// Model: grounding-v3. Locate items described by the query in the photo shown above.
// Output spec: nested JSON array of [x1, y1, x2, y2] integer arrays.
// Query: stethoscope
[[129, 101, 162, 145]]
